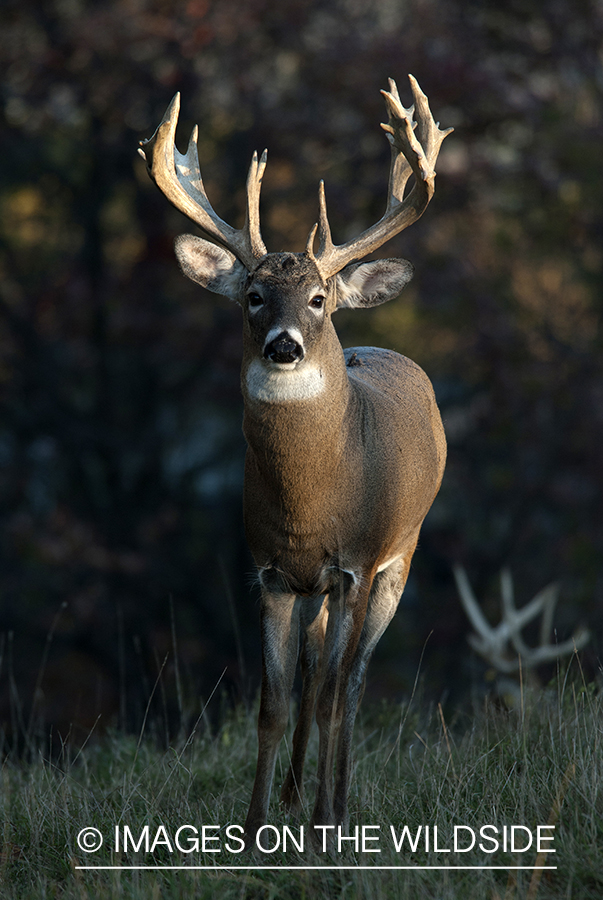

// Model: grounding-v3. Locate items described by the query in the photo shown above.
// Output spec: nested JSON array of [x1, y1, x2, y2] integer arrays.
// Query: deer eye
[[247, 292, 263, 308], [309, 295, 325, 310]]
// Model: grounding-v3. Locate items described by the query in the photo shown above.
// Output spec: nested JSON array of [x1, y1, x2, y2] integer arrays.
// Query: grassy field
[[0, 665, 601, 899]]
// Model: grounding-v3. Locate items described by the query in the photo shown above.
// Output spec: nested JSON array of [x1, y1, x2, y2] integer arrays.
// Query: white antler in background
[[454, 564, 590, 675]]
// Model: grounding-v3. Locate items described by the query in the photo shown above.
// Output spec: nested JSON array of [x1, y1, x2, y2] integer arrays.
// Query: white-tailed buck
[[140, 76, 451, 842]]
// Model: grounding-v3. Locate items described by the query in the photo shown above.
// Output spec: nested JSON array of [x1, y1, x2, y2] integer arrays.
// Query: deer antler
[[454, 565, 590, 674], [306, 75, 453, 279], [141, 78, 451, 277], [138, 93, 267, 269]]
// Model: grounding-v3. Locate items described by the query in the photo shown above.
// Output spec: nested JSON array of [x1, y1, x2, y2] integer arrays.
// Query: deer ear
[[174, 234, 247, 301], [335, 258, 414, 309]]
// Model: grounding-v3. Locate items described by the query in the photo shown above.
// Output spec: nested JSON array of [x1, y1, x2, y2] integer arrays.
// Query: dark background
[[1, 0, 602, 746]]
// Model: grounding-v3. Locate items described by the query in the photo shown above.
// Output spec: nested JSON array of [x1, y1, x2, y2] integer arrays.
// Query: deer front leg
[[244, 586, 300, 845], [280, 595, 328, 813]]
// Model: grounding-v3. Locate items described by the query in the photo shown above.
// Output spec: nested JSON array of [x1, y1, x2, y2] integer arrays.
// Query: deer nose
[[264, 331, 304, 364]]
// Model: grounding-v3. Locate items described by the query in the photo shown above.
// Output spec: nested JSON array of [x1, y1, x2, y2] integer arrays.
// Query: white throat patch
[[245, 358, 326, 403]]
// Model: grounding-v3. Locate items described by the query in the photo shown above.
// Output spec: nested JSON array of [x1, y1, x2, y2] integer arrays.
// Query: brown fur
[[243, 344, 445, 593]]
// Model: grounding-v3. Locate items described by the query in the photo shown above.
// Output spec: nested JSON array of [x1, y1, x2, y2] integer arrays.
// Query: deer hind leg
[[310, 570, 370, 830], [332, 555, 410, 825], [310, 556, 411, 830], [244, 586, 300, 844], [280, 595, 328, 813]]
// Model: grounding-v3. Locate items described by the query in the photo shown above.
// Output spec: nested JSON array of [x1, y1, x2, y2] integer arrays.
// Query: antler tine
[[382, 78, 414, 212], [139, 94, 265, 269], [454, 565, 513, 670], [245, 150, 268, 259], [453, 565, 494, 642], [408, 74, 454, 176], [523, 629, 591, 666], [306, 180, 335, 259], [381, 77, 421, 207], [500, 568, 537, 659], [501, 569, 559, 640], [307, 75, 453, 280]]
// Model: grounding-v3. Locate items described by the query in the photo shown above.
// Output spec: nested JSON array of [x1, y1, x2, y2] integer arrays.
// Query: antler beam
[[139, 93, 267, 269]]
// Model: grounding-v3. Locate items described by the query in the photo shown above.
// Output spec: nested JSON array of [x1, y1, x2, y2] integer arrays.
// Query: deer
[[139, 75, 452, 845]]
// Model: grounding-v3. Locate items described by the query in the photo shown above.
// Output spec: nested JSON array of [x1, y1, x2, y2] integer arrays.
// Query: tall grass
[[0, 665, 601, 899]]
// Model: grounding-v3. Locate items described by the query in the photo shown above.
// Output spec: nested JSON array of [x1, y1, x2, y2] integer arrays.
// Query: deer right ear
[[174, 234, 247, 301]]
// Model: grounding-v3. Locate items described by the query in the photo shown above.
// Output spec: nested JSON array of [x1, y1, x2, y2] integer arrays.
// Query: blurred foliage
[[1, 0, 602, 742]]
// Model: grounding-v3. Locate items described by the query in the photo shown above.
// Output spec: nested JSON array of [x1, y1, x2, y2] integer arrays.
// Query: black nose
[[264, 332, 304, 364]]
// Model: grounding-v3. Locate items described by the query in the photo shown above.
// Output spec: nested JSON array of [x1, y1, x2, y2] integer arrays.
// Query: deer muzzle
[[264, 331, 304, 365]]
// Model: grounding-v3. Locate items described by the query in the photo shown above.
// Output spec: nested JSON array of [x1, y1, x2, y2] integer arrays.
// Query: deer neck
[[241, 323, 351, 487]]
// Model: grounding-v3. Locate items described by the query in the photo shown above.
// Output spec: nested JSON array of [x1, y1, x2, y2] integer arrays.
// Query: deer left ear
[[335, 259, 414, 309]]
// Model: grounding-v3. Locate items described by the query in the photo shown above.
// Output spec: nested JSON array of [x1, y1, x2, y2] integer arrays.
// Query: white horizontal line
[[75, 865, 557, 871]]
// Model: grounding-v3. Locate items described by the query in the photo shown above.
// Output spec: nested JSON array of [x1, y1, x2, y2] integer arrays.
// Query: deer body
[[243, 345, 445, 596], [140, 76, 451, 841]]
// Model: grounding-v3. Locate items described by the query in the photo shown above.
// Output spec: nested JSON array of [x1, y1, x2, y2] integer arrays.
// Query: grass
[[0, 667, 602, 899]]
